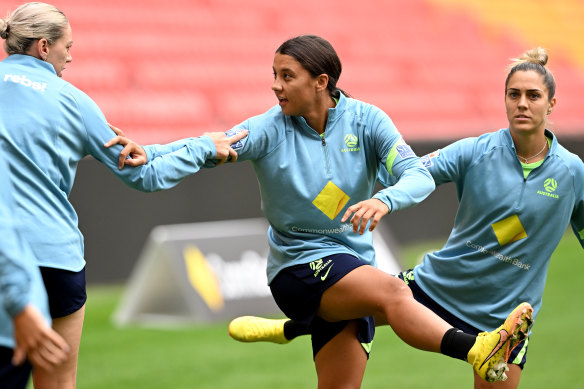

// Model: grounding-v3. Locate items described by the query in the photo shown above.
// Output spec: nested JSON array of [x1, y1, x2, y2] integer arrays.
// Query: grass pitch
[[73, 233, 582, 388]]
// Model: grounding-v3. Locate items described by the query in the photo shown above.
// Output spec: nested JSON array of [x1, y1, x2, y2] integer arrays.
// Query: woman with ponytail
[[392, 47, 584, 388], [0, 3, 246, 388]]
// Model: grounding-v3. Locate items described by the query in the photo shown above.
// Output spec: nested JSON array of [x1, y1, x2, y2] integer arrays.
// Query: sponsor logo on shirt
[[225, 128, 246, 151], [312, 181, 350, 220], [420, 150, 440, 168], [291, 224, 352, 235], [466, 240, 531, 271], [3, 74, 48, 92], [397, 144, 415, 158], [491, 215, 527, 246], [537, 177, 559, 199], [341, 134, 360, 153]]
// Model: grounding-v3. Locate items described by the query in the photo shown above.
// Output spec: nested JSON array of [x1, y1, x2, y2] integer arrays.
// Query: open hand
[[341, 198, 389, 235]]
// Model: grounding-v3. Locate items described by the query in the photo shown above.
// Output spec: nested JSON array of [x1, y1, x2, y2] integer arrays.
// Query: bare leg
[[318, 265, 451, 352], [314, 320, 367, 389], [474, 364, 522, 389], [33, 304, 85, 389]]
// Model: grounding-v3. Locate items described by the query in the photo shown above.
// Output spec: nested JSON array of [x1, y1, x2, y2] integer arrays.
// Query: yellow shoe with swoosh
[[468, 302, 534, 382], [228, 316, 290, 344]]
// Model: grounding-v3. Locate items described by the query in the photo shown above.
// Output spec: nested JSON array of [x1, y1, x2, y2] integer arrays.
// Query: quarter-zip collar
[[502, 127, 557, 161]]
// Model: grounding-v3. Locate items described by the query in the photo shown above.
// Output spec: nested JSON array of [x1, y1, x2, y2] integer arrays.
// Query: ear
[[315, 74, 329, 93], [547, 96, 557, 115], [36, 38, 50, 61]]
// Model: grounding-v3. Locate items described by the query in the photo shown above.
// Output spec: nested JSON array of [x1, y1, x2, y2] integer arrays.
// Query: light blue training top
[[226, 93, 435, 282], [0, 54, 218, 272], [414, 128, 584, 331], [0, 144, 51, 349]]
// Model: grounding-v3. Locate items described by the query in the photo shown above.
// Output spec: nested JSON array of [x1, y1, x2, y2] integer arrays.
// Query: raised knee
[[385, 276, 413, 299]]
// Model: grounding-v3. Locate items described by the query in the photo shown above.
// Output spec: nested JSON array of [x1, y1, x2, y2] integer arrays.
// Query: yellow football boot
[[468, 302, 533, 382], [228, 316, 290, 344]]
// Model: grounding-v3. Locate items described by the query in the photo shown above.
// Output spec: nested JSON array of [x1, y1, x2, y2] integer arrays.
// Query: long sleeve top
[[414, 128, 584, 330], [226, 93, 435, 282]]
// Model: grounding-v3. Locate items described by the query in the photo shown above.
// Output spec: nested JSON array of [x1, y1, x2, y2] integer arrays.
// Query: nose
[[272, 77, 282, 92], [518, 94, 528, 108]]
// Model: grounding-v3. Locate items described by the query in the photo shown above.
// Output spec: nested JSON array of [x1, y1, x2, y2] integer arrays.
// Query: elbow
[[422, 168, 436, 194], [134, 180, 166, 193], [122, 175, 165, 193], [427, 176, 436, 193], [422, 175, 436, 200]]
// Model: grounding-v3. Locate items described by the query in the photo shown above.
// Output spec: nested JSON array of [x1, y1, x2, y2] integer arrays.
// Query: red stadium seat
[[2, 0, 582, 142]]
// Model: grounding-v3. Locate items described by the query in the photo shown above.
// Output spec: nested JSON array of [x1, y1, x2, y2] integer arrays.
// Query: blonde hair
[[0, 2, 68, 55], [505, 47, 556, 100]]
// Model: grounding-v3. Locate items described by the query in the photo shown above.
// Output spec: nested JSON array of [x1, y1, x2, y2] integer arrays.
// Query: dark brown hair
[[276, 35, 349, 97]]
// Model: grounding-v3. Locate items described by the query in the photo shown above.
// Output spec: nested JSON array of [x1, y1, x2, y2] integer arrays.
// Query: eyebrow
[[274, 67, 294, 73], [507, 87, 543, 92]]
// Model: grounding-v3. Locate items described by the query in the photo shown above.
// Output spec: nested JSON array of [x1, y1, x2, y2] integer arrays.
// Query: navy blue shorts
[[270, 253, 375, 359], [397, 269, 529, 369], [39, 266, 87, 319], [0, 346, 32, 389]]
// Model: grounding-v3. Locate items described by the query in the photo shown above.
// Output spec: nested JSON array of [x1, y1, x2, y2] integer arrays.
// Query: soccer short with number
[[397, 269, 529, 368], [270, 253, 375, 359]]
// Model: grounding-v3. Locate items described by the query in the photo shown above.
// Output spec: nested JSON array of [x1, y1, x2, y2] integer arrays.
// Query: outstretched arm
[[104, 124, 248, 169]]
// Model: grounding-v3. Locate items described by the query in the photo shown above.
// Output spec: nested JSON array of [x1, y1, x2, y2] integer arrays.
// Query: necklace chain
[[517, 140, 548, 164]]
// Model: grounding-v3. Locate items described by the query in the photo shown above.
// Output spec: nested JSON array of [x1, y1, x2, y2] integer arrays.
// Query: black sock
[[440, 328, 476, 361], [283, 320, 310, 340]]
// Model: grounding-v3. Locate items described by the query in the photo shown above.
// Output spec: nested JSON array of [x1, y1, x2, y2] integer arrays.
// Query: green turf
[[72, 233, 582, 388]]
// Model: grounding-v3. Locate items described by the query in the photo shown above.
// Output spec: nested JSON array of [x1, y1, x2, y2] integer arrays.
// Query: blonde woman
[[0, 3, 246, 388]]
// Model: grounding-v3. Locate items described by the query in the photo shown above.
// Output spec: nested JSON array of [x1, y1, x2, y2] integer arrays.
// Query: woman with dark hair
[[111, 35, 533, 387]]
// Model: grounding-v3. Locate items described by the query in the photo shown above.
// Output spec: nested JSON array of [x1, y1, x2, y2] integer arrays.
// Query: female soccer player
[[228, 47, 584, 389], [109, 35, 534, 388], [0, 3, 246, 388]]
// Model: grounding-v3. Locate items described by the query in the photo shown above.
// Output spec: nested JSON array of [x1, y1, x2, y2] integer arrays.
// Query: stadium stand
[[2, 0, 583, 144]]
